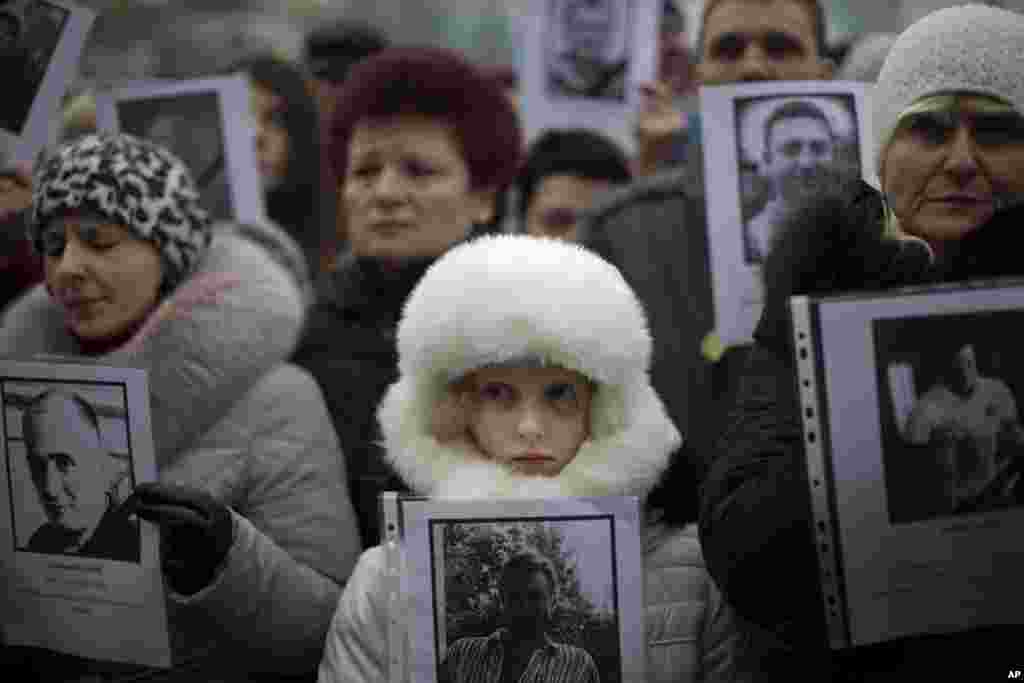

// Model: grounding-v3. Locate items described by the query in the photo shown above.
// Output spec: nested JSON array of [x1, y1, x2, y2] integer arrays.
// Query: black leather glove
[[124, 482, 235, 596]]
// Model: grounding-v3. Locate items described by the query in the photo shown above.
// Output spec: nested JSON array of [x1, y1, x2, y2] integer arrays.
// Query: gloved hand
[[124, 482, 235, 596]]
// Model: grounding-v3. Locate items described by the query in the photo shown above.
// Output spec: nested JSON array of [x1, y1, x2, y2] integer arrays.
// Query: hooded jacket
[[1, 220, 361, 682], [699, 179, 1024, 679], [317, 235, 741, 683]]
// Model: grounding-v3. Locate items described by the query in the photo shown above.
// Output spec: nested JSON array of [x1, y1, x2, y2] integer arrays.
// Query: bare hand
[[0, 163, 33, 223], [633, 81, 685, 176]]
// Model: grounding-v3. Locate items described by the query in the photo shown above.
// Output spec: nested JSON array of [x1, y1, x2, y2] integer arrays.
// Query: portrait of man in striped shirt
[[439, 550, 600, 683]]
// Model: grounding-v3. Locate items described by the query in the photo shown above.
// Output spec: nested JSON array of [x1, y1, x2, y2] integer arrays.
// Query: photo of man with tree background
[[436, 518, 621, 683]]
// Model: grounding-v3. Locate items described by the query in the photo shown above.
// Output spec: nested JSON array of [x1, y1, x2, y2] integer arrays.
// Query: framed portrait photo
[[0, 0, 94, 167], [790, 280, 1024, 649], [519, 0, 660, 154], [700, 80, 873, 348], [387, 494, 645, 683], [95, 74, 266, 226], [0, 357, 170, 668]]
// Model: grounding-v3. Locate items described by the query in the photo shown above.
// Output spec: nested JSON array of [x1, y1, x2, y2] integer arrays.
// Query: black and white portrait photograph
[[519, 0, 658, 156], [0, 0, 68, 135], [734, 94, 860, 264], [0, 0, 92, 167], [874, 311, 1024, 524], [433, 518, 617, 683], [3, 380, 139, 563], [96, 75, 267, 226], [0, 360, 170, 668], [116, 91, 233, 220], [399, 496, 645, 683], [701, 80, 871, 349], [545, 0, 632, 102]]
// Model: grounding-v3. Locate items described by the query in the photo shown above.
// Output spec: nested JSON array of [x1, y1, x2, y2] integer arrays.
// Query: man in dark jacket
[[580, 0, 833, 523]]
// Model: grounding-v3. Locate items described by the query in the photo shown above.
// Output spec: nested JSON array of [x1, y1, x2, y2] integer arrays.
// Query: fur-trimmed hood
[[0, 219, 308, 468], [377, 235, 681, 500]]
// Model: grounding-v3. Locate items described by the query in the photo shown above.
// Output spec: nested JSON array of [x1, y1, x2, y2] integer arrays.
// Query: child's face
[[467, 366, 593, 477]]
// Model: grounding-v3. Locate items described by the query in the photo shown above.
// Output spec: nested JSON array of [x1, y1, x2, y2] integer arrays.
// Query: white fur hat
[[872, 4, 1024, 176], [378, 234, 681, 499]]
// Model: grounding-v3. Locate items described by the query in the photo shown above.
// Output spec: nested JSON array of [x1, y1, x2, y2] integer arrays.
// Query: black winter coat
[[292, 255, 432, 547], [700, 180, 1024, 680], [582, 157, 750, 525]]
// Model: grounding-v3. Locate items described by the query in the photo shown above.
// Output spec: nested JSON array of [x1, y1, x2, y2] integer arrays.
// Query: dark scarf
[[329, 253, 438, 324]]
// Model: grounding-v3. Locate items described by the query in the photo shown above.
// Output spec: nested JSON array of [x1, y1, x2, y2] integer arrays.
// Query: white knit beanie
[[871, 4, 1024, 176]]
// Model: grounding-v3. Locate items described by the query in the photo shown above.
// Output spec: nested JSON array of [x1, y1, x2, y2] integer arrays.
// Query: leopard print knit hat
[[30, 133, 212, 292]]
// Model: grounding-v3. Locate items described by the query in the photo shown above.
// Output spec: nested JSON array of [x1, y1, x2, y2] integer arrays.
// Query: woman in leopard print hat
[[30, 132, 212, 301], [3, 132, 361, 680]]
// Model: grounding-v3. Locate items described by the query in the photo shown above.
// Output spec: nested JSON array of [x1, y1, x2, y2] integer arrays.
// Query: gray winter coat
[[0, 221, 361, 681]]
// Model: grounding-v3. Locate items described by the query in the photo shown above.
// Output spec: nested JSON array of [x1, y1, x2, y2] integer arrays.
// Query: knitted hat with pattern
[[30, 133, 212, 292], [872, 4, 1024, 177]]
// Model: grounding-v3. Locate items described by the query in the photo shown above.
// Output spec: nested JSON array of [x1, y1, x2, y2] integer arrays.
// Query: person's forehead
[[533, 174, 613, 206], [703, 0, 817, 46], [26, 401, 102, 456], [502, 568, 552, 590], [348, 115, 459, 155], [771, 115, 831, 140], [472, 364, 589, 387]]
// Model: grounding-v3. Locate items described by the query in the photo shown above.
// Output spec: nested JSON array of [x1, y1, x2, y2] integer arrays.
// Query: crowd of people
[[1, 0, 1023, 681]]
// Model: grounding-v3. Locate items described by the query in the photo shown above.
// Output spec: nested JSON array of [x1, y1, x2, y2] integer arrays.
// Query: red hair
[[326, 47, 523, 191]]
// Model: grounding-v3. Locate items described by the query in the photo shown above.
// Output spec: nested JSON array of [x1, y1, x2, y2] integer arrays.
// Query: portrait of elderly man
[[904, 343, 1024, 514], [440, 550, 600, 683], [20, 389, 139, 562], [744, 99, 838, 263]]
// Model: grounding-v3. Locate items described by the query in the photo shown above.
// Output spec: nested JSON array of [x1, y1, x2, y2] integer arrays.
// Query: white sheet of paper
[[399, 496, 645, 683], [701, 80, 874, 348], [95, 74, 267, 226], [519, 0, 660, 155], [0, 358, 170, 668], [0, 0, 95, 167], [812, 286, 1024, 646]]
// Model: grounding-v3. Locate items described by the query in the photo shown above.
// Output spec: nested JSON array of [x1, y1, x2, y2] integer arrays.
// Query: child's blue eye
[[545, 382, 577, 403]]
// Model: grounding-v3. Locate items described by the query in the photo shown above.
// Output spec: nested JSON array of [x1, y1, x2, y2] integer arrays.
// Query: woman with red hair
[[293, 47, 523, 548]]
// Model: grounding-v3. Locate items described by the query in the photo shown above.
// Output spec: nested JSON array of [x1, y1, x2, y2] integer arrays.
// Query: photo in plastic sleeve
[[733, 93, 861, 264], [874, 310, 1024, 524], [115, 91, 233, 221], [3, 379, 139, 563], [545, 0, 633, 102], [0, 0, 92, 167], [431, 516, 619, 683]]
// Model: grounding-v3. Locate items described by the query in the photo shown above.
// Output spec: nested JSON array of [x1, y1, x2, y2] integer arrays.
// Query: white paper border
[[400, 496, 645, 683], [95, 74, 267, 226]]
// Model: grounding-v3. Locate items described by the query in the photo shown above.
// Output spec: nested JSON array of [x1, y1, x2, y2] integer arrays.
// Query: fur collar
[[758, 179, 1024, 349], [0, 222, 306, 467], [378, 375, 680, 500]]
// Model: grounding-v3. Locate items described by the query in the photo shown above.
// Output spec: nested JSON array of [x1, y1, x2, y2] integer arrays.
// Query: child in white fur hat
[[317, 235, 740, 683]]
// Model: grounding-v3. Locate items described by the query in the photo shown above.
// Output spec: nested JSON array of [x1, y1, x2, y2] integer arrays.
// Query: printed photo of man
[[904, 344, 1024, 513], [21, 389, 139, 562], [546, 0, 630, 101], [440, 550, 600, 683], [745, 99, 836, 263]]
